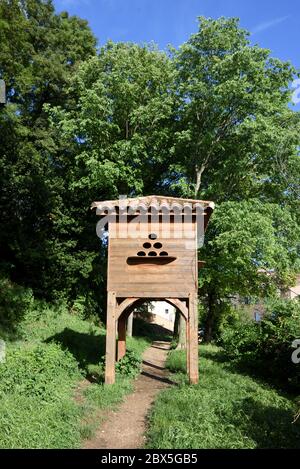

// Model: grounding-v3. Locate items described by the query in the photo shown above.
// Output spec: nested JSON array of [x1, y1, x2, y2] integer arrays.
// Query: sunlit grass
[[0, 308, 150, 449], [146, 345, 300, 449]]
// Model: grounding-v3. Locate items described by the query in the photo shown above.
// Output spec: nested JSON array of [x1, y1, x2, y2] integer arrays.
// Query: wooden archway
[[105, 293, 198, 385]]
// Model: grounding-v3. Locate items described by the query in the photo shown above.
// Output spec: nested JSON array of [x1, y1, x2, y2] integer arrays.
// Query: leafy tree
[[167, 17, 300, 341], [170, 16, 300, 203], [1, 6, 299, 338], [48, 41, 175, 198], [220, 298, 300, 390], [0, 0, 97, 307], [199, 200, 300, 341]]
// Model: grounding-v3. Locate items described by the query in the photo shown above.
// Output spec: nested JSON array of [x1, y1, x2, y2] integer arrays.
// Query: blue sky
[[53, 0, 300, 107], [54, 0, 300, 67]]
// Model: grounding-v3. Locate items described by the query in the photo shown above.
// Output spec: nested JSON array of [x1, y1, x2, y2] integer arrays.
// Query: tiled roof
[[91, 195, 215, 215]]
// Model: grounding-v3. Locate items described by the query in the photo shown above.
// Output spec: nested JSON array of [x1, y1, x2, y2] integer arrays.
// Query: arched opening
[[115, 297, 189, 373]]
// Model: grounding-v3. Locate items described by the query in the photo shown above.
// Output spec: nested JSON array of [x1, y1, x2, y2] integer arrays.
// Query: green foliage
[[220, 299, 300, 390], [146, 345, 300, 448], [199, 200, 300, 341], [0, 301, 150, 448], [1, 6, 299, 338], [0, 0, 99, 312], [116, 350, 142, 377], [0, 394, 82, 449], [86, 349, 142, 382], [172, 16, 300, 201], [0, 276, 34, 328], [0, 343, 81, 400], [48, 41, 175, 197], [166, 349, 186, 373], [0, 338, 83, 448], [84, 377, 133, 411]]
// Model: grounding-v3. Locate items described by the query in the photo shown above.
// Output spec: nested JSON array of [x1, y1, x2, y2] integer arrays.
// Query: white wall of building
[[149, 301, 176, 331]]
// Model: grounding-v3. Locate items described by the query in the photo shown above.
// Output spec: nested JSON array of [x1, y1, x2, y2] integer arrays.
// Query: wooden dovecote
[[92, 195, 214, 384]]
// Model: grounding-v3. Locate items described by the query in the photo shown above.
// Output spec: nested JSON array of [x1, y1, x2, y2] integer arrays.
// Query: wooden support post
[[117, 314, 127, 361], [186, 316, 190, 375], [188, 292, 199, 384], [105, 291, 117, 384]]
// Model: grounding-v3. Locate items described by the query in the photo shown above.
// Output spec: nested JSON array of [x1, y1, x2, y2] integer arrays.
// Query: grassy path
[[84, 341, 171, 449], [146, 345, 300, 449]]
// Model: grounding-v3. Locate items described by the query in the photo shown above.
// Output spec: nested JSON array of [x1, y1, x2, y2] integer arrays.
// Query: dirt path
[[84, 341, 173, 449]]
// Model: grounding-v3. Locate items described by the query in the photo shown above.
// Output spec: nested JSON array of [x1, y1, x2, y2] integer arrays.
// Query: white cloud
[[252, 15, 290, 35]]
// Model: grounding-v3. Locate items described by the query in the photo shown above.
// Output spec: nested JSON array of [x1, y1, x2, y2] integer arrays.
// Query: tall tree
[[167, 17, 300, 340], [170, 17, 300, 203], [48, 42, 175, 198], [0, 0, 97, 302]]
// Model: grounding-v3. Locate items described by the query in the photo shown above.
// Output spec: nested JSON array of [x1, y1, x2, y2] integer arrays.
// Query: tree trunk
[[194, 164, 206, 197], [173, 310, 180, 339]]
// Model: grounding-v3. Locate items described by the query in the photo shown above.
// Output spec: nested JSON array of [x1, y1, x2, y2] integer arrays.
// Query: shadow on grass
[[199, 346, 228, 363], [141, 370, 178, 386], [45, 322, 171, 381], [46, 328, 106, 375], [233, 397, 300, 448], [200, 345, 299, 396]]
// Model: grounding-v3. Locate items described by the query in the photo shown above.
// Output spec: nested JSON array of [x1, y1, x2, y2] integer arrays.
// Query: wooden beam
[[105, 291, 117, 384], [117, 314, 127, 361], [127, 312, 133, 337], [186, 316, 190, 375], [188, 292, 199, 384], [165, 298, 188, 320], [116, 297, 139, 319]]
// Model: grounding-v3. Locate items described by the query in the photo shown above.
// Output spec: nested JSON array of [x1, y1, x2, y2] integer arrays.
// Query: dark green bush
[[220, 299, 300, 390], [0, 277, 34, 328]]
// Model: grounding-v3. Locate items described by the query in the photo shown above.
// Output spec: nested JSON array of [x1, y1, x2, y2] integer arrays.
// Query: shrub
[[220, 299, 300, 390], [0, 277, 34, 328], [0, 343, 81, 401], [116, 350, 142, 377], [70, 293, 99, 320]]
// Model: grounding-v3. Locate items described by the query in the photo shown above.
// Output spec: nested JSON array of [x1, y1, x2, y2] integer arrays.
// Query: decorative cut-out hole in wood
[[148, 251, 157, 256], [143, 242, 151, 249], [127, 256, 176, 265], [149, 233, 157, 240], [159, 251, 168, 256], [137, 251, 146, 256], [153, 242, 162, 249]]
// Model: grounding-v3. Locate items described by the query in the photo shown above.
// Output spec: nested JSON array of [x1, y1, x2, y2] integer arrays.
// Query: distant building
[[233, 274, 300, 322], [281, 275, 300, 300], [148, 301, 176, 331]]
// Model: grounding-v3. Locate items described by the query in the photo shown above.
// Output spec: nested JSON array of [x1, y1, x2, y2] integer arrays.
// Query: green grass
[[146, 345, 300, 449], [0, 305, 151, 449]]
